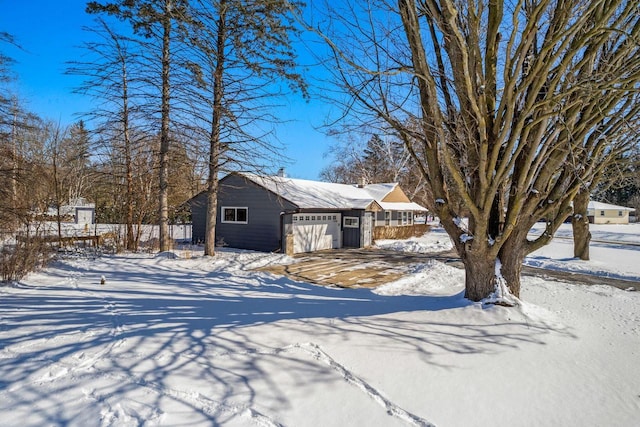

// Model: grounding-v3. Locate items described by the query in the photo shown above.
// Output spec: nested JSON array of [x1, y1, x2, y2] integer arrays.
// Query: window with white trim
[[344, 216, 359, 228], [222, 207, 248, 224], [401, 211, 414, 226]]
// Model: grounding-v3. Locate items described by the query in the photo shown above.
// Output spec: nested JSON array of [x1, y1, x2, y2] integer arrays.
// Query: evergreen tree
[[185, 0, 307, 256], [87, 0, 194, 252]]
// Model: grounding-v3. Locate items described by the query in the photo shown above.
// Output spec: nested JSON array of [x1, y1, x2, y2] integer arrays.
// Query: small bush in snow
[[1, 236, 52, 283]]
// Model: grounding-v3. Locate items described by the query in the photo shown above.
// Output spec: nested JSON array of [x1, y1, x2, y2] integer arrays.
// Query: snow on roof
[[588, 201, 635, 212], [379, 201, 429, 212], [241, 174, 427, 211], [361, 183, 397, 201]]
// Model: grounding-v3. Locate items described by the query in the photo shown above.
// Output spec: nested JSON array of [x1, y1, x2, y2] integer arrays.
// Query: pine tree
[[87, 0, 193, 252], [185, 0, 307, 256]]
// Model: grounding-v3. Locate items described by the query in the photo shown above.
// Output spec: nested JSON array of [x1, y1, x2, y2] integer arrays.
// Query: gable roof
[[588, 201, 635, 212], [239, 174, 427, 211]]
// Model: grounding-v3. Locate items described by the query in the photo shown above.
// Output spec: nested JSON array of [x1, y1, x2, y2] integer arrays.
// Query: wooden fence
[[373, 224, 430, 240]]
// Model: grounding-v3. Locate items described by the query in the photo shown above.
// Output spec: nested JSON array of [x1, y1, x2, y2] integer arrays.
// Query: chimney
[[277, 167, 286, 178], [357, 176, 366, 188]]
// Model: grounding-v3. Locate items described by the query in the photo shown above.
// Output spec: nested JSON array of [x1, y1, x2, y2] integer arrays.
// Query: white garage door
[[292, 213, 341, 253]]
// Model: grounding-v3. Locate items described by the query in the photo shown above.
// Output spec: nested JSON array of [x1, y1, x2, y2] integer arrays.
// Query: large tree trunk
[[204, 1, 227, 257], [204, 174, 218, 256], [463, 253, 523, 303], [572, 190, 591, 260], [461, 250, 497, 301], [158, 1, 172, 252], [460, 234, 526, 302], [498, 239, 527, 299], [204, 113, 221, 256], [122, 61, 136, 251]]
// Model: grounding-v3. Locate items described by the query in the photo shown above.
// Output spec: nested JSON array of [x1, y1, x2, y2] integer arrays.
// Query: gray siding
[[191, 174, 297, 252], [190, 193, 208, 244], [189, 174, 380, 252]]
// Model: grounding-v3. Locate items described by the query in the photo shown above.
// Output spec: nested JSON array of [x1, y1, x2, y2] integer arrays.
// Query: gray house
[[188, 173, 427, 254]]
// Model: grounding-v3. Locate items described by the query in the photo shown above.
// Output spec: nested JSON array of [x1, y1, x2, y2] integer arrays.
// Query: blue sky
[[1, 0, 338, 180]]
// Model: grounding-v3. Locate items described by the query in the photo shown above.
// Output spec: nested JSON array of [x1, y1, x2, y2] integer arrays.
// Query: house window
[[618, 211, 623, 217], [385, 211, 390, 226], [344, 216, 359, 228], [222, 207, 248, 224], [401, 211, 413, 226], [600, 210, 605, 216]]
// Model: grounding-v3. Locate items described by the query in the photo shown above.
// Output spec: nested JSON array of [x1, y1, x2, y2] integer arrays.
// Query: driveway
[[258, 248, 640, 291], [258, 248, 452, 288]]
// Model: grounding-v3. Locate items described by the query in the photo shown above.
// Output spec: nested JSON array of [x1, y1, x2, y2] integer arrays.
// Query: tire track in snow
[[85, 342, 435, 426], [123, 342, 435, 426], [293, 343, 435, 427]]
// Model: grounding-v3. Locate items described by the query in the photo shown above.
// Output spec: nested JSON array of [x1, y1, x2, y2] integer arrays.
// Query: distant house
[[587, 201, 635, 224], [46, 197, 95, 224], [188, 173, 428, 254]]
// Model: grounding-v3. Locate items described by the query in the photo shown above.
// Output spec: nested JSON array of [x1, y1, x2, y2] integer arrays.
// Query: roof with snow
[[588, 201, 635, 212], [241, 174, 428, 212]]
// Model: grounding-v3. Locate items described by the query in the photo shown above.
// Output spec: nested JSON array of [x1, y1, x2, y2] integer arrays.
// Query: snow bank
[[375, 228, 453, 253], [374, 260, 464, 297]]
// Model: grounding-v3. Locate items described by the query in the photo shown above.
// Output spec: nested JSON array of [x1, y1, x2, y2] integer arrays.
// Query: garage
[[292, 213, 342, 253]]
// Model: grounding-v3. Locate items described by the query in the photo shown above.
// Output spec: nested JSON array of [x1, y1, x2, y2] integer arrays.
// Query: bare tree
[[42, 122, 70, 241], [572, 126, 639, 260], [312, 0, 640, 302], [321, 131, 432, 207], [0, 31, 18, 117], [68, 18, 149, 250], [0, 34, 20, 230]]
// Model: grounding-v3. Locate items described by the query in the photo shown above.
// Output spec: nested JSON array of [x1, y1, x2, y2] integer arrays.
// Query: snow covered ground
[[526, 223, 640, 281], [1, 225, 639, 426], [378, 223, 640, 282]]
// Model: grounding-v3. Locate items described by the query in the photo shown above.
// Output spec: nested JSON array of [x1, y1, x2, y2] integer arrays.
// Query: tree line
[[1, 0, 307, 259]]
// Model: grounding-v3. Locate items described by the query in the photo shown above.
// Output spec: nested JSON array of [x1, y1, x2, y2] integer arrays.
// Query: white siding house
[[587, 201, 635, 224]]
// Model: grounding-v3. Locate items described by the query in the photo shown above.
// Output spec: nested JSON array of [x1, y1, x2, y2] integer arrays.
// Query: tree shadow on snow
[[0, 253, 576, 426]]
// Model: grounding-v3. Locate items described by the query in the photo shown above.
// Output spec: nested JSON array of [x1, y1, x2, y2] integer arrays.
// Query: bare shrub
[[1, 236, 53, 283]]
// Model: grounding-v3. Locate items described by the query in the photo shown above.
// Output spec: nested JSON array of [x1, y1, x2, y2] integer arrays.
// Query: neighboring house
[[188, 173, 428, 254], [587, 201, 635, 224], [46, 197, 95, 224]]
